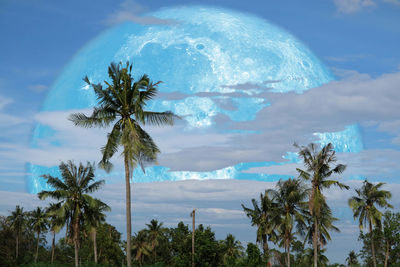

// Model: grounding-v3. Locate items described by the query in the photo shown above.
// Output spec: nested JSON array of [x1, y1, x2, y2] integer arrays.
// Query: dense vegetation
[[1, 62, 398, 266], [1, 203, 399, 266]]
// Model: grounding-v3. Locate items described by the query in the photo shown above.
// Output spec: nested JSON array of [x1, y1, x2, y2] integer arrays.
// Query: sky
[[0, 0, 400, 263]]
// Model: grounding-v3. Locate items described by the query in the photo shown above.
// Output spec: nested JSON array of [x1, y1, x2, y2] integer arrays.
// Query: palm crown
[[69, 61, 177, 267], [296, 142, 348, 267], [69, 62, 177, 172], [348, 179, 392, 267], [38, 161, 107, 267], [242, 190, 278, 263], [349, 179, 392, 229]]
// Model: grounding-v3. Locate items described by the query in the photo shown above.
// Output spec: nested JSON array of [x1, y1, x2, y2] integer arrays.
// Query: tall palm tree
[[7, 205, 26, 261], [30, 207, 49, 263], [69, 61, 177, 267], [145, 219, 164, 263], [303, 202, 340, 252], [348, 179, 392, 267], [296, 143, 348, 267], [85, 200, 111, 264], [268, 178, 308, 267], [222, 234, 243, 266], [47, 203, 64, 264], [132, 230, 151, 266], [242, 190, 278, 265], [38, 161, 106, 267]]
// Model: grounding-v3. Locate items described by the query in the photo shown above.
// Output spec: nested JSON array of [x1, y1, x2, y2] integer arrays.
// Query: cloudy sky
[[0, 0, 399, 263]]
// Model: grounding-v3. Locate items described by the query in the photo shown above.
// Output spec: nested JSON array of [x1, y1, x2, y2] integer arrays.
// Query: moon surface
[[28, 6, 362, 193]]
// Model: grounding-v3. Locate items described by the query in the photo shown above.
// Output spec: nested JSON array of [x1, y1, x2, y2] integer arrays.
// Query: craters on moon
[[196, 43, 205, 50]]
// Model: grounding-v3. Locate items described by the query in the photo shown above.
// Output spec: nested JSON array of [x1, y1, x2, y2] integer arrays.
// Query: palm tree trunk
[[384, 240, 389, 267], [286, 238, 290, 267], [125, 153, 132, 267], [93, 229, 98, 264], [15, 234, 18, 260], [262, 234, 270, 267], [369, 217, 377, 267], [73, 215, 80, 267], [66, 219, 69, 241], [35, 230, 40, 263], [153, 242, 156, 264], [51, 230, 55, 264], [313, 219, 318, 267]]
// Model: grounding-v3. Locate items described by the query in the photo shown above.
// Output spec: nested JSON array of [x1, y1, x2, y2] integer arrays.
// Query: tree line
[[0, 162, 398, 267], [0, 62, 398, 266]]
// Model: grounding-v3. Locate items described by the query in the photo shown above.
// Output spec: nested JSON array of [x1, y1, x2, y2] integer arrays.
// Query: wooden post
[[191, 209, 195, 267]]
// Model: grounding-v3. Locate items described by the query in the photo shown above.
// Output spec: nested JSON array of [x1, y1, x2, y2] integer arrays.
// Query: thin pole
[[191, 209, 195, 267]]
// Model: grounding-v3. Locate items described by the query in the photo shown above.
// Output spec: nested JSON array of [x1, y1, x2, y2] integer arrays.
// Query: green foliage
[[358, 211, 400, 266], [349, 179, 392, 267], [268, 178, 308, 266], [242, 190, 278, 262], [69, 61, 178, 267], [38, 161, 108, 267], [296, 142, 348, 267], [80, 223, 125, 266], [346, 250, 359, 266], [243, 242, 262, 267]]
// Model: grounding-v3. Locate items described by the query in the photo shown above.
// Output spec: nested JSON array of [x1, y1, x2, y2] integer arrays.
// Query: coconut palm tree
[[296, 142, 348, 267], [85, 200, 111, 264], [242, 190, 278, 265], [7, 205, 26, 261], [47, 203, 64, 264], [38, 160, 106, 267], [30, 207, 49, 263], [303, 202, 340, 249], [268, 178, 308, 267], [69, 62, 177, 267], [300, 247, 329, 267], [348, 179, 392, 267], [222, 234, 243, 266], [145, 219, 165, 263], [132, 230, 151, 266], [346, 250, 359, 267]]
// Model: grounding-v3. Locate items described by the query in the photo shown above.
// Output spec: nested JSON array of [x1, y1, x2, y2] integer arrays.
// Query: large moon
[[28, 6, 362, 193]]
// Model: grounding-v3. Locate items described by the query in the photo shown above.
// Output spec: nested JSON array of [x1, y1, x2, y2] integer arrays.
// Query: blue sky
[[0, 0, 400, 263]]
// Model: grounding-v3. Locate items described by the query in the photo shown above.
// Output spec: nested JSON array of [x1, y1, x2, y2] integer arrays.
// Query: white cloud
[[246, 149, 400, 180], [0, 96, 26, 127], [333, 0, 376, 13], [383, 0, 400, 5], [5, 70, 399, 176], [160, 71, 400, 172], [103, 0, 176, 26]]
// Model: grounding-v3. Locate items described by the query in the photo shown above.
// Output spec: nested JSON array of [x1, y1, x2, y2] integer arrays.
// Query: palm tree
[[69, 61, 177, 267], [346, 250, 359, 267], [38, 160, 106, 267], [303, 202, 340, 250], [268, 178, 308, 267], [296, 142, 348, 267], [85, 200, 111, 264], [132, 230, 151, 266], [30, 207, 49, 263], [47, 203, 64, 264], [348, 179, 392, 267], [300, 248, 329, 267], [242, 190, 278, 265], [222, 234, 243, 266], [7, 205, 26, 261], [145, 219, 165, 263]]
